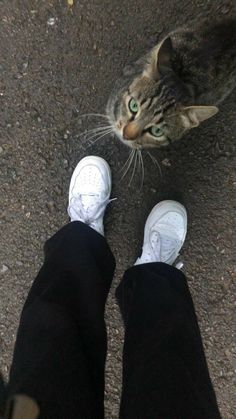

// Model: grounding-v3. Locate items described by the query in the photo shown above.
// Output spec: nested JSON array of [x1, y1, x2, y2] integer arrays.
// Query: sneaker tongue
[[80, 194, 99, 211]]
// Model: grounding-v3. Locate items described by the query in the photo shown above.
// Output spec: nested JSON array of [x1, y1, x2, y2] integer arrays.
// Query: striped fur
[[106, 19, 236, 149]]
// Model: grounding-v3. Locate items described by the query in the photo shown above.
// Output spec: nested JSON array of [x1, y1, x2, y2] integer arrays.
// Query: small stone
[[225, 349, 231, 358], [151, 188, 156, 193], [55, 185, 62, 196], [111, 20, 115, 26], [221, 6, 229, 14], [47, 17, 56, 26], [25, 212, 31, 218], [93, 43, 97, 50], [11, 169, 17, 179], [1, 265, 9, 274], [162, 158, 171, 167], [0, 146, 3, 154], [63, 159, 69, 168], [16, 261, 23, 267], [47, 200, 55, 213], [22, 62, 28, 72]]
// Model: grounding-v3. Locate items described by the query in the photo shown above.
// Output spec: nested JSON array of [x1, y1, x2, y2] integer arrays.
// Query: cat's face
[[106, 37, 218, 149], [107, 75, 186, 149]]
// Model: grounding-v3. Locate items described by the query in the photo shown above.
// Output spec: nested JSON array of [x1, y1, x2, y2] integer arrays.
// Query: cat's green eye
[[128, 98, 139, 114], [149, 125, 163, 138]]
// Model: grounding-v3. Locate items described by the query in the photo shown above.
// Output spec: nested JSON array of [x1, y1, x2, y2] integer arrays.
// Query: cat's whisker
[[120, 150, 135, 181], [139, 150, 145, 190], [77, 125, 113, 140], [147, 151, 162, 179], [87, 129, 114, 146], [129, 150, 138, 186], [119, 149, 133, 174], [137, 150, 141, 175], [87, 129, 113, 142], [79, 113, 109, 119], [137, 151, 142, 190], [84, 128, 113, 141]]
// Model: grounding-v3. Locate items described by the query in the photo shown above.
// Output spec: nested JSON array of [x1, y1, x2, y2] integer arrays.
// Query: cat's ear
[[180, 105, 219, 129], [143, 37, 173, 80], [156, 37, 173, 71]]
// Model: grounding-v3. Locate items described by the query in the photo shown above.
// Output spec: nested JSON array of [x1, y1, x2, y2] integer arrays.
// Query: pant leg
[[0, 372, 6, 417], [116, 262, 221, 419], [8, 221, 116, 419]]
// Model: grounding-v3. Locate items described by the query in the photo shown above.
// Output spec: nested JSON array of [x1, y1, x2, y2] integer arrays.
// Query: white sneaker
[[135, 200, 187, 266], [68, 156, 112, 236]]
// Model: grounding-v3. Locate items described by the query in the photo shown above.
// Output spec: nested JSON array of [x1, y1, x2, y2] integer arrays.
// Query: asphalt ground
[[0, 1, 235, 417]]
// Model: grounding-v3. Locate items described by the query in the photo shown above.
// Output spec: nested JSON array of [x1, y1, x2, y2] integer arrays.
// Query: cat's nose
[[123, 123, 139, 141]]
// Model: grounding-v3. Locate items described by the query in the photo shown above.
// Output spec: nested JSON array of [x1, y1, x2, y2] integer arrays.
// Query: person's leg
[[0, 372, 6, 417], [7, 156, 115, 419], [116, 201, 221, 419]]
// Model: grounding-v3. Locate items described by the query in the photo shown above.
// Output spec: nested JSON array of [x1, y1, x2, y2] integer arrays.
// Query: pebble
[[0, 146, 3, 154], [63, 159, 69, 168], [162, 158, 171, 167], [224, 349, 231, 358], [22, 62, 28, 73], [1, 265, 9, 274], [220, 6, 230, 14], [55, 185, 62, 196], [16, 261, 23, 267], [47, 17, 57, 26], [63, 130, 70, 140], [47, 200, 55, 213]]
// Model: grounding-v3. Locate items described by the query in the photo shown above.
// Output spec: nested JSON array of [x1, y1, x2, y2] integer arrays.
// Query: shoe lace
[[68, 194, 115, 224], [150, 228, 183, 269]]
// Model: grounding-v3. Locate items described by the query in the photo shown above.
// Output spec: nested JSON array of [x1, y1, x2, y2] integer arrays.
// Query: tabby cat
[[107, 19, 236, 149]]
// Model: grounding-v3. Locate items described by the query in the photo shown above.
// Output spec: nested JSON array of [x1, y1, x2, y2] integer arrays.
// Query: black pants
[[8, 222, 221, 419]]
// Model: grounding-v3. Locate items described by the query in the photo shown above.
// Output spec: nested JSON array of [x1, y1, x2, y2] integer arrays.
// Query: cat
[[106, 19, 236, 149]]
